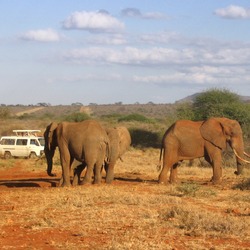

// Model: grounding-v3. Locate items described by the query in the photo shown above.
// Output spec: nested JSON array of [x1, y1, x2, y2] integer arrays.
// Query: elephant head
[[200, 117, 249, 175], [44, 122, 58, 176]]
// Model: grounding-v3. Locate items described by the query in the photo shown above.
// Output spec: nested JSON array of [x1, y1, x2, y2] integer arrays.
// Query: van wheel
[[4, 152, 12, 159], [29, 152, 37, 159]]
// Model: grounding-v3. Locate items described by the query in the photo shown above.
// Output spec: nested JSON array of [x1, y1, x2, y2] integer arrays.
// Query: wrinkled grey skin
[[158, 117, 247, 184], [73, 126, 131, 185], [44, 120, 109, 187]]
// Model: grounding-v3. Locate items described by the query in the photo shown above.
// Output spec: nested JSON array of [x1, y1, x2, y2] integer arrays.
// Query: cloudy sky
[[1, 1, 250, 105]]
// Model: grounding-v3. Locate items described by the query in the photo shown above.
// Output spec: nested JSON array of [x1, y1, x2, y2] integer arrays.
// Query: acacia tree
[[193, 88, 250, 122]]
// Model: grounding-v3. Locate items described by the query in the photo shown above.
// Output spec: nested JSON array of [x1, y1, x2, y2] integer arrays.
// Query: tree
[[176, 103, 195, 120], [193, 89, 248, 121]]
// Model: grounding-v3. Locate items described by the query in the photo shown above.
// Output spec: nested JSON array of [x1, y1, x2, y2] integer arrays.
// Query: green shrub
[[64, 112, 90, 122], [118, 113, 155, 123], [129, 128, 162, 148], [176, 103, 195, 120], [193, 88, 250, 124]]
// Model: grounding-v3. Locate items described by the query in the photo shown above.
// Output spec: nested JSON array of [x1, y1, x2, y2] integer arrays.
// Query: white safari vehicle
[[0, 130, 45, 159]]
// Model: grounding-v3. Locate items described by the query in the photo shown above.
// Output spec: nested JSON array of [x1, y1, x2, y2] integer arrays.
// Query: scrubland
[[0, 105, 249, 249]]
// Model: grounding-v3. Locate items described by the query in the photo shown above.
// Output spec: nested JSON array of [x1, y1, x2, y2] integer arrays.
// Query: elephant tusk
[[233, 148, 250, 164], [244, 151, 250, 158]]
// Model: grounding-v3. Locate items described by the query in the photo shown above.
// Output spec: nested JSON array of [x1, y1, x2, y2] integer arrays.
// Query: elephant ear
[[200, 118, 227, 149], [48, 122, 58, 151]]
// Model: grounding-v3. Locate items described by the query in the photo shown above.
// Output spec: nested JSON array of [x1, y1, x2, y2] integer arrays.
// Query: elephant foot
[[80, 179, 92, 185], [105, 181, 113, 184], [158, 180, 169, 185], [61, 182, 71, 187], [105, 178, 114, 184], [234, 170, 244, 175], [72, 177, 80, 186], [93, 179, 102, 185], [211, 177, 222, 185]]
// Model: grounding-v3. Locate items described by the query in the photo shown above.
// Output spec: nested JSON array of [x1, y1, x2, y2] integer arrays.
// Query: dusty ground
[[0, 149, 249, 250]]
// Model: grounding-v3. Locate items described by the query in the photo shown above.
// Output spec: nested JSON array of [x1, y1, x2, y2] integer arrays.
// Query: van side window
[[30, 139, 39, 146], [1, 139, 15, 145], [16, 139, 28, 146]]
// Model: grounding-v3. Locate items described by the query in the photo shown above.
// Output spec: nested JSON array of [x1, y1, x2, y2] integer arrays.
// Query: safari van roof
[[12, 130, 41, 137]]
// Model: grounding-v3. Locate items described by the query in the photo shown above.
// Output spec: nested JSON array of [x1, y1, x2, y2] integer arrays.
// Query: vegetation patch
[[118, 113, 155, 123], [64, 112, 91, 122], [161, 205, 249, 237]]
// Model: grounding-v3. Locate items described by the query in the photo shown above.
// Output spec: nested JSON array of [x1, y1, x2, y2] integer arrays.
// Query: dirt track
[[0, 149, 249, 249]]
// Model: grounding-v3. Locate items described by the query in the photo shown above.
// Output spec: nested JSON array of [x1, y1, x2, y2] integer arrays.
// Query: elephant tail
[[156, 146, 163, 172], [106, 141, 111, 163]]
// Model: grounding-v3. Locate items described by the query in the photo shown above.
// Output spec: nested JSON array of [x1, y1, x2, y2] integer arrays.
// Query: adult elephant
[[73, 126, 131, 184], [44, 120, 109, 187], [158, 117, 250, 184]]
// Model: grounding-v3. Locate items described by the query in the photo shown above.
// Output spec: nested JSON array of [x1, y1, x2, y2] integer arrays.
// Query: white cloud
[[121, 8, 166, 19], [87, 34, 127, 45], [62, 45, 250, 66], [21, 28, 61, 42], [214, 5, 250, 19], [140, 31, 181, 44], [63, 11, 125, 33], [133, 66, 250, 85], [63, 47, 197, 65]]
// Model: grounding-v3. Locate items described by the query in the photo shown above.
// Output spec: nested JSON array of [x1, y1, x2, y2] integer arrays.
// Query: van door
[[29, 139, 42, 156], [15, 138, 29, 157]]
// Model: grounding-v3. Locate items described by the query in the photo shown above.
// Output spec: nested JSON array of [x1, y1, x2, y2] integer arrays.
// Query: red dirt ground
[[0, 159, 249, 250]]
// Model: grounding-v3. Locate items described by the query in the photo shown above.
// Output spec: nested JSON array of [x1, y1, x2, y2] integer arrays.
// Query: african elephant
[[73, 126, 131, 184], [44, 120, 109, 187], [104, 126, 131, 183], [158, 117, 250, 184]]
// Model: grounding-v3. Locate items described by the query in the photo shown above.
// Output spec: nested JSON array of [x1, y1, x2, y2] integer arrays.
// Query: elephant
[[72, 126, 131, 184], [44, 120, 109, 187], [104, 126, 131, 183], [157, 117, 250, 184]]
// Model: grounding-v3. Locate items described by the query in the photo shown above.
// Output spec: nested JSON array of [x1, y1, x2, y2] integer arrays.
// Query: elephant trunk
[[231, 138, 249, 175], [105, 149, 118, 184], [45, 147, 56, 177], [44, 122, 58, 177], [235, 162, 244, 175]]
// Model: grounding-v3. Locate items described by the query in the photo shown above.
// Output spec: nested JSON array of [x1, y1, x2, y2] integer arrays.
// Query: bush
[[193, 88, 249, 122], [176, 103, 195, 120], [118, 113, 155, 123], [0, 107, 10, 119], [64, 112, 90, 122], [129, 128, 162, 148]]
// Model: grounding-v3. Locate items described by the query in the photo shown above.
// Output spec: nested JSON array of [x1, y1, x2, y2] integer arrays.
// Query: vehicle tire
[[29, 152, 37, 159], [4, 151, 12, 159]]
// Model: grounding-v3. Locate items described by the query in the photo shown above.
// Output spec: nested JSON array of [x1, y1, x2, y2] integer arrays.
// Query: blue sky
[[1, 0, 250, 105]]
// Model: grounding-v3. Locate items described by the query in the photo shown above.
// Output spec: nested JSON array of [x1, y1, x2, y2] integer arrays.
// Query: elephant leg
[[72, 163, 86, 186], [169, 162, 179, 183], [58, 177, 63, 186], [207, 149, 222, 184], [60, 152, 71, 187], [105, 161, 116, 184], [93, 163, 103, 184], [81, 163, 94, 184], [212, 160, 222, 184], [158, 149, 178, 184]]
